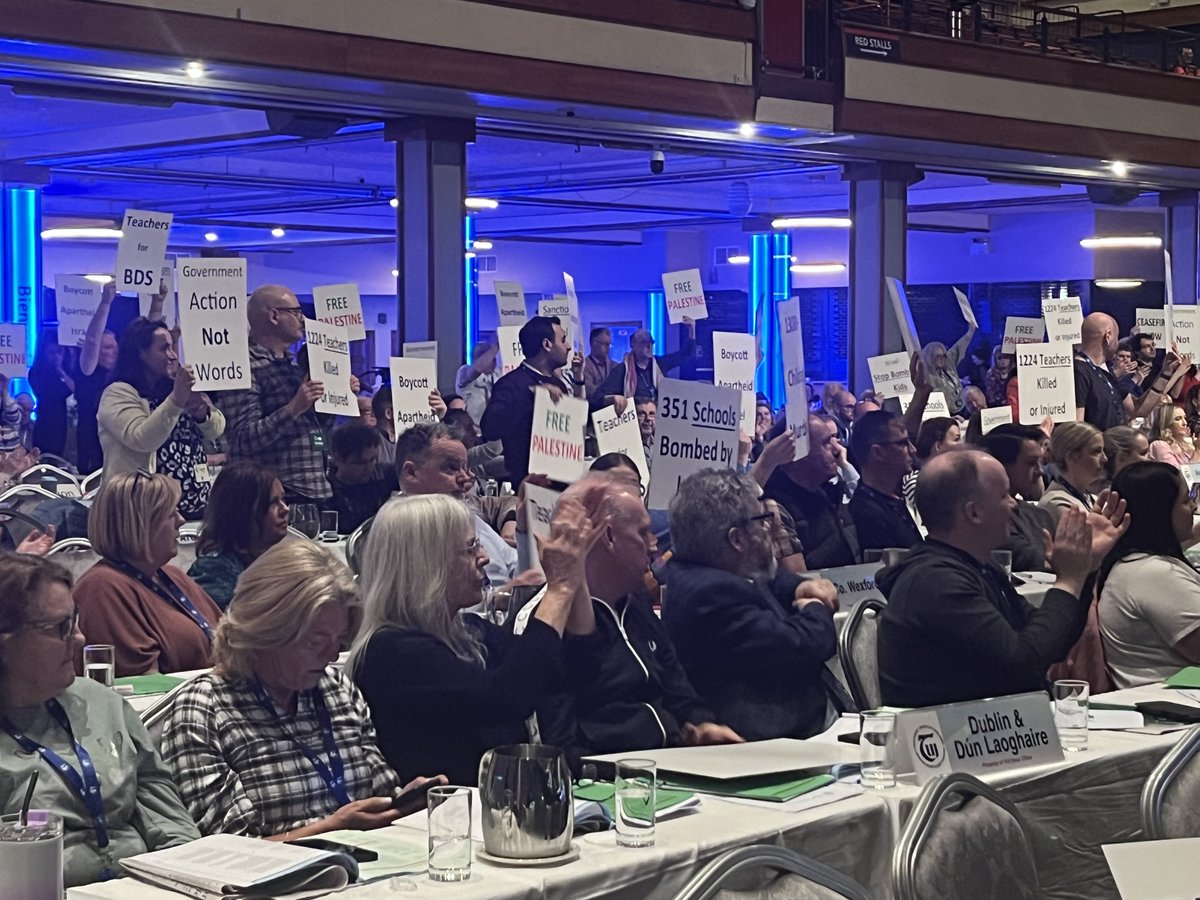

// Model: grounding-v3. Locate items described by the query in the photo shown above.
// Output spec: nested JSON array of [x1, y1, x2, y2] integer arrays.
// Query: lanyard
[[106, 560, 214, 643], [1054, 477, 1094, 510], [1076, 353, 1121, 403], [250, 680, 351, 807], [1, 700, 110, 850]]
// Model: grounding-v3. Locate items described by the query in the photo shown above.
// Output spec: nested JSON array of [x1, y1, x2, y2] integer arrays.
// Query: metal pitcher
[[478, 743, 574, 859]]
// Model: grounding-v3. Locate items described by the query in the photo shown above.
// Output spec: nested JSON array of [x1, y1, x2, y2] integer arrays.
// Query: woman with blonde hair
[[162, 539, 441, 839], [74, 471, 221, 676], [1039, 421, 1106, 529], [1148, 402, 1198, 468], [1104, 425, 1151, 482], [920, 315, 977, 415]]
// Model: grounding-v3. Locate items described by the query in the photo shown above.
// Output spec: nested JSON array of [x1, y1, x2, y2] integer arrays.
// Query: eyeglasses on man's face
[[273, 305, 306, 320], [26, 607, 80, 642]]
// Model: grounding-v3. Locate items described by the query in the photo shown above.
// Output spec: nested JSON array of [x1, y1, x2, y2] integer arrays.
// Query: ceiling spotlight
[[83, 274, 113, 284], [1080, 235, 1161, 249], [389, 197, 399, 209], [1109, 161, 1130, 178], [1095, 278, 1143, 289], [772, 217, 853, 229], [40, 227, 123, 240], [464, 197, 499, 210], [738, 122, 757, 137], [464, 251, 477, 259], [204, 232, 219, 242], [790, 262, 847, 274], [185, 60, 206, 79], [391, 268, 400, 278], [270, 227, 286, 238], [471, 240, 493, 251], [727, 254, 751, 265]]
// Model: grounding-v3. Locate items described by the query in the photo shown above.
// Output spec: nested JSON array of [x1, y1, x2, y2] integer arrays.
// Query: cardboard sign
[[494, 280, 527, 326], [811, 562, 884, 613], [953, 287, 978, 329], [496, 325, 524, 376], [54, 276, 102, 347], [1182, 462, 1200, 488], [402, 341, 438, 361], [1003, 316, 1046, 352], [662, 268, 709, 325], [114, 209, 173, 292], [529, 390, 587, 484], [895, 692, 1062, 785], [1015, 342, 1075, 424], [1134, 308, 1167, 344], [897, 390, 949, 418], [540, 291, 580, 353], [592, 404, 650, 487], [561, 273, 583, 352], [139, 261, 177, 327], [0, 325, 27, 379], [304, 319, 354, 417], [523, 483, 561, 575], [712, 331, 757, 436], [1041, 296, 1083, 345], [778, 297, 810, 460], [1170, 306, 1199, 357], [981, 406, 1014, 434], [648, 378, 740, 510], [885, 277, 921, 355], [867, 351, 915, 401], [312, 283, 366, 342], [388, 356, 439, 436], [175, 259, 251, 391]]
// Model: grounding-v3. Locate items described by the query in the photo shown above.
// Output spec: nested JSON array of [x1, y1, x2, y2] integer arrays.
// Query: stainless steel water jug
[[478, 743, 574, 858]]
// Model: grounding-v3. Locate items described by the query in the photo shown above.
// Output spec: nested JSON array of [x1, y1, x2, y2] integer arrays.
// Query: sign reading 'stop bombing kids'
[[661, 268, 709, 325], [175, 258, 251, 391], [647, 378, 740, 510]]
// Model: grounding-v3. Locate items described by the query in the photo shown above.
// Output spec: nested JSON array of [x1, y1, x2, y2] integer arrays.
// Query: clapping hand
[[1049, 507, 1093, 594], [909, 351, 930, 393], [537, 496, 607, 594], [16, 525, 55, 557], [1087, 489, 1130, 564]]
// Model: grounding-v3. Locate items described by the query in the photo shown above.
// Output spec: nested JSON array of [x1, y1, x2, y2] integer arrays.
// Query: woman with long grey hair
[[919, 312, 977, 415]]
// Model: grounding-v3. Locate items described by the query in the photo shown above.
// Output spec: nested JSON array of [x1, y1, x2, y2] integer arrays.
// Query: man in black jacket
[[511, 472, 741, 768], [877, 450, 1094, 708], [663, 470, 841, 740]]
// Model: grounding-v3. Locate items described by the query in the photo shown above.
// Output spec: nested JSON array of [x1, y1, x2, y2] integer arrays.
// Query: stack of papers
[[113, 674, 185, 695], [662, 773, 834, 802], [574, 783, 701, 820]]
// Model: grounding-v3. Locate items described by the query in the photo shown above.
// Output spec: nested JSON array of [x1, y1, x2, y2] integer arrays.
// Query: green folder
[[660, 772, 835, 802], [574, 782, 694, 821], [1164, 667, 1200, 689], [113, 674, 185, 695]]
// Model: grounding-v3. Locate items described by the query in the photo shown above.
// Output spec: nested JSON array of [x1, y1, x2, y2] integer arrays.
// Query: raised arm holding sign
[[114, 209, 172, 292]]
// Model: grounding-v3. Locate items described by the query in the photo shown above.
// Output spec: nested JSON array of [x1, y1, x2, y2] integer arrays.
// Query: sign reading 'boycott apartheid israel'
[[304, 319, 354, 417], [648, 378, 740, 510], [54, 275, 102, 347], [712, 331, 757, 436], [1016, 342, 1075, 425], [175, 258, 251, 391], [389, 356, 439, 437]]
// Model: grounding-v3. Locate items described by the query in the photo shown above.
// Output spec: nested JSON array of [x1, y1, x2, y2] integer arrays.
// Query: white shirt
[[455, 365, 495, 424], [475, 511, 517, 587]]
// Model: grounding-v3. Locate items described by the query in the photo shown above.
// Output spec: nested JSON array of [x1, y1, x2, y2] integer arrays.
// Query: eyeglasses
[[26, 608, 80, 641], [465, 537, 481, 554], [273, 305, 306, 319], [735, 511, 775, 530]]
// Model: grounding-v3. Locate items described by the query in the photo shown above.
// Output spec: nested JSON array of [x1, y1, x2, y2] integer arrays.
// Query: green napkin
[[574, 782, 694, 821], [660, 773, 835, 802], [113, 674, 185, 695], [1165, 667, 1200, 689]]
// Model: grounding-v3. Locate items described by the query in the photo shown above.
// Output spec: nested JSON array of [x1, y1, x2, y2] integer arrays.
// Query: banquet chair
[[172, 521, 203, 572], [893, 773, 1041, 900], [46, 537, 102, 579], [1140, 724, 1200, 839], [671, 845, 875, 900], [141, 671, 207, 749], [838, 599, 886, 711], [80, 469, 103, 498], [346, 516, 373, 576], [20, 463, 83, 495]]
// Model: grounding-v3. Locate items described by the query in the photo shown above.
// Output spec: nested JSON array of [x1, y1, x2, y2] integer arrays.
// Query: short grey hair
[[668, 469, 762, 565]]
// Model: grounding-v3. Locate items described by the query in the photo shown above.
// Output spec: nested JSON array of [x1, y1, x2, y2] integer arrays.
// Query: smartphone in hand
[[391, 780, 437, 816]]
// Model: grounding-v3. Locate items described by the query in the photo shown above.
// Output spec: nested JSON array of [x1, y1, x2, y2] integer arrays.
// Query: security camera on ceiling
[[650, 150, 665, 175]]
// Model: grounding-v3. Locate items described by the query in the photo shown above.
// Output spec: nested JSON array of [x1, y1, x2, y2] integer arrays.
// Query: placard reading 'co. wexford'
[[389, 356, 439, 437], [648, 378, 740, 510], [778, 297, 810, 460], [54, 276, 102, 347], [0, 325, 27, 380], [1002, 316, 1046, 352], [114, 209, 173, 292], [711, 331, 757, 436], [175, 259, 251, 391], [867, 352, 914, 401], [1016, 342, 1075, 424], [895, 692, 1062, 785], [812, 563, 884, 612], [304, 319, 354, 417], [312, 283, 365, 342], [529, 391, 588, 484], [592, 404, 650, 487], [661, 268, 709, 325]]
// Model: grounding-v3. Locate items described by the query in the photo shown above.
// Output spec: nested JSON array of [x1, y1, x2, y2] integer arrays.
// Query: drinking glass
[[863, 549, 885, 564], [860, 710, 897, 789], [0, 812, 63, 900], [990, 549, 1014, 582], [615, 758, 656, 847], [289, 503, 320, 539], [1053, 679, 1089, 752], [482, 588, 512, 626], [83, 644, 114, 688], [318, 510, 339, 542], [427, 786, 472, 882]]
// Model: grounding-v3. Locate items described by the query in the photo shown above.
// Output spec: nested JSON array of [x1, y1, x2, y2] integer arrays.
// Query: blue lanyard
[[250, 680, 351, 808], [106, 560, 214, 643], [2, 700, 110, 851]]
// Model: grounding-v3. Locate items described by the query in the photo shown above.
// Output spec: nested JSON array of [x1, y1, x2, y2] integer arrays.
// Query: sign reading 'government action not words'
[[778, 297, 810, 460], [494, 281, 527, 326], [114, 209, 173, 292], [712, 331, 757, 436], [389, 356, 439, 437], [648, 378, 740, 510], [304, 319, 354, 417], [0, 325, 27, 380], [312, 283, 365, 342], [661, 268, 709, 325], [54, 276, 102, 347], [1016, 342, 1075, 424], [175, 258, 251, 391], [1171, 305, 1200, 357], [592, 404, 650, 487], [529, 391, 588, 485], [981, 406, 1014, 434], [402, 341, 438, 362]]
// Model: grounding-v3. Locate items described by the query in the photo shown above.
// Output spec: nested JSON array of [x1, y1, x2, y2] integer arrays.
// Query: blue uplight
[[464, 215, 477, 362], [648, 289, 665, 346], [2, 188, 40, 393]]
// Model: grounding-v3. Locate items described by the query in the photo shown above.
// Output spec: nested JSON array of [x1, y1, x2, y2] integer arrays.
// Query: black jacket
[[662, 560, 837, 740], [762, 470, 860, 570], [876, 539, 1087, 708], [479, 363, 565, 483]]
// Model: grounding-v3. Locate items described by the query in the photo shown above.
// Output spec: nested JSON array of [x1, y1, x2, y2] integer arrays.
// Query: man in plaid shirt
[[220, 285, 331, 502]]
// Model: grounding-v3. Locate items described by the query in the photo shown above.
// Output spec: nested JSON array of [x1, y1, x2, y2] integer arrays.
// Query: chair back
[[1141, 723, 1200, 839], [673, 845, 874, 900], [894, 773, 1041, 900], [80, 469, 103, 498], [172, 522, 203, 572], [838, 598, 885, 711], [20, 463, 82, 496], [346, 516, 373, 576], [46, 537, 102, 579], [286, 525, 312, 541]]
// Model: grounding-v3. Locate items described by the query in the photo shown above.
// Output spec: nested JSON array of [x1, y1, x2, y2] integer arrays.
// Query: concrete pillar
[[1161, 190, 1198, 304]]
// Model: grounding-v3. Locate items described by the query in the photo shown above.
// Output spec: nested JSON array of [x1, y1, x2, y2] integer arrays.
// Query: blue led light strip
[[2, 188, 41, 391], [648, 289, 665, 344], [463, 215, 477, 363]]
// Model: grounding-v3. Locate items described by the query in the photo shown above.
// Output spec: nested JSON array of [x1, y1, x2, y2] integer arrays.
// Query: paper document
[[584, 738, 857, 780], [1104, 837, 1200, 899]]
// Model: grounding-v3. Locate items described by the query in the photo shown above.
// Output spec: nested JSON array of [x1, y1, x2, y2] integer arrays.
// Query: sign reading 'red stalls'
[[845, 30, 901, 61]]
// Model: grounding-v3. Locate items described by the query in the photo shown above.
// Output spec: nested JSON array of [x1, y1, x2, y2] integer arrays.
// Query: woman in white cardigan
[[98, 317, 224, 518]]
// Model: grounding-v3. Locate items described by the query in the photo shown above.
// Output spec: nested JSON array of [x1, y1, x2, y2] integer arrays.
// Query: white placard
[[981, 406, 1014, 434], [402, 341, 438, 361], [1170, 305, 1199, 357], [0, 325, 27, 380], [496, 325, 524, 376], [712, 331, 757, 436], [811, 563, 884, 613], [1134, 308, 1166, 344], [139, 261, 177, 327], [529, 390, 587, 484], [1015, 342, 1076, 424], [539, 292, 579, 353], [388, 356, 439, 436], [1041, 296, 1083, 345], [661, 268, 709, 325], [885, 277, 921, 356], [778, 297, 810, 460], [895, 692, 1062, 785], [54, 276, 102, 347], [592, 404, 650, 487], [174, 258, 251, 391], [561, 273, 583, 352], [304, 319, 354, 417], [523, 483, 561, 575], [1182, 462, 1200, 488], [867, 351, 915, 401], [648, 378, 740, 510], [952, 287, 977, 329], [494, 281, 527, 326], [312, 283, 366, 342], [114, 209, 173, 292], [1003, 316, 1045, 352], [897, 390, 950, 418]]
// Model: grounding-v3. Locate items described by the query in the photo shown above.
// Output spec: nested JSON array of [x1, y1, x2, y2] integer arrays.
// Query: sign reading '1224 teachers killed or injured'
[[304, 319, 354, 417], [661, 268, 709, 325], [175, 258, 251, 391], [1015, 342, 1075, 424], [648, 378, 740, 510]]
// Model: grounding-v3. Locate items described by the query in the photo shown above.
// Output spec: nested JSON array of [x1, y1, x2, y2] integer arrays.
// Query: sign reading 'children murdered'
[[1015, 342, 1075, 424], [778, 297, 810, 460], [304, 319, 354, 417], [648, 378, 740, 510], [175, 259, 251, 391]]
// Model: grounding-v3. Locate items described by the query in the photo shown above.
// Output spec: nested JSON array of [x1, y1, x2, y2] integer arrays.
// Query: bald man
[[592, 322, 696, 415], [1075, 312, 1176, 429]]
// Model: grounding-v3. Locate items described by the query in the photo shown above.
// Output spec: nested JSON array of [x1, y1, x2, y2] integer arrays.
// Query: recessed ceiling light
[[40, 227, 123, 240], [790, 262, 847, 274], [1095, 278, 1143, 289], [204, 232, 219, 242], [270, 227, 286, 238], [1109, 161, 1130, 178], [772, 217, 853, 229], [1080, 235, 1161, 249], [727, 254, 751, 265], [464, 197, 499, 210], [389, 197, 399, 209], [83, 274, 113, 284], [471, 240, 493, 251], [738, 122, 757, 137], [391, 268, 400, 277], [464, 251, 477, 259], [185, 60, 206, 79]]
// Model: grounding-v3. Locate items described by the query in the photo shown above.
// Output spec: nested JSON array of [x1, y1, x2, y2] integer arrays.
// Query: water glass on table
[[317, 510, 339, 542], [290, 503, 320, 539], [1053, 679, 1089, 752], [615, 758, 657, 847], [427, 786, 472, 882], [0, 812, 63, 900], [990, 549, 1013, 583], [83, 644, 114, 687], [860, 710, 897, 789]]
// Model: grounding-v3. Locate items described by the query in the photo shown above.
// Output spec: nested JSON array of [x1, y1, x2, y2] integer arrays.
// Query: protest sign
[[1170, 306, 1199, 357], [175, 259, 250, 391], [139, 261, 177, 327], [778, 297, 810, 460], [1015, 342, 1075, 424], [389, 356, 438, 436], [304, 319, 354, 417], [648, 378, 740, 510], [540, 291, 579, 352], [497, 325, 524, 376], [54, 276, 102, 347], [885, 277, 921, 355], [0, 325, 27, 379], [661, 268, 709, 325], [1041, 297, 1083, 345], [712, 331, 757, 436], [592, 404, 650, 486], [494, 281, 527, 326], [114, 209, 173, 292], [523, 483, 560, 575], [312, 283, 366, 342], [953, 287, 978, 329], [561, 273, 583, 351], [867, 351, 914, 401], [1134, 308, 1166, 345], [981, 406, 1014, 434], [897, 390, 949, 418], [402, 341, 438, 361], [529, 391, 587, 484], [1002, 316, 1046, 352]]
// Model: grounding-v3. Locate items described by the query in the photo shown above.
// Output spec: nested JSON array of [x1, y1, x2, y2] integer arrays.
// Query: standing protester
[[28, 336, 74, 457], [582, 326, 617, 401], [454, 342, 498, 424], [592, 322, 696, 413]]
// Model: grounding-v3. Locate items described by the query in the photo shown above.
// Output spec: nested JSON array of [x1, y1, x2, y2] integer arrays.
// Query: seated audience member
[[900, 416, 963, 531], [749, 396, 773, 462], [349, 492, 597, 783], [328, 422, 397, 534], [164, 540, 441, 838], [1104, 425, 1151, 483], [961, 385, 987, 418], [985, 349, 1015, 407], [877, 451, 1093, 708], [1098, 462, 1200, 688], [1149, 402, 1198, 468], [0, 554, 198, 886], [848, 411, 922, 552], [356, 395, 376, 428], [980, 424, 1056, 572], [74, 472, 221, 676], [187, 462, 290, 610], [760, 415, 860, 569], [1039, 421, 1106, 529], [98, 318, 225, 519], [0, 374, 23, 453], [853, 399, 881, 422], [443, 393, 466, 411], [371, 387, 395, 463], [443, 408, 505, 482], [514, 473, 741, 769], [830, 389, 856, 445], [28, 337, 73, 457], [664, 470, 840, 741], [635, 396, 657, 454]]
